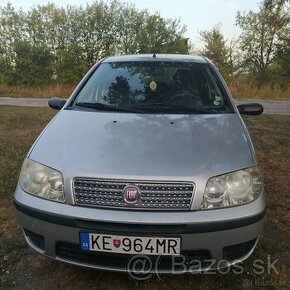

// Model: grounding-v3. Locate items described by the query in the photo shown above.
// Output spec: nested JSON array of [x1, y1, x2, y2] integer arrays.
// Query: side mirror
[[237, 103, 263, 115], [48, 97, 66, 110]]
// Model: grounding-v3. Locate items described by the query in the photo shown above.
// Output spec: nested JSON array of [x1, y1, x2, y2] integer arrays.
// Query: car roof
[[103, 54, 207, 63]]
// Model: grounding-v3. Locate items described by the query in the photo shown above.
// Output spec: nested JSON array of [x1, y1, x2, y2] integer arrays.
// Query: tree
[[264, 0, 289, 8], [236, 0, 289, 84], [269, 1, 290, 80], [0, 3, 24, 82], [137, 14, 187, 54], [55, 46, 87, 84], [0, 0, 188, 86], [114, 3, 146, 54], [8, 41, 54, 86], [199, 25, 231, 80], [274, 24, 290, 80]]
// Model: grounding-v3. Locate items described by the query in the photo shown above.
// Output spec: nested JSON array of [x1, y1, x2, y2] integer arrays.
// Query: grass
[[0, 83, 74, 99], [0, 106, 290, 289], [0, 82, 290, 100], [230, 82, 290, 100], [0, 107, 56, 198]]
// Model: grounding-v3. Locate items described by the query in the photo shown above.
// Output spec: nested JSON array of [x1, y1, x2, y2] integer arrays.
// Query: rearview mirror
[[237, 103, 263, 115], [48, 97, 66, 110]]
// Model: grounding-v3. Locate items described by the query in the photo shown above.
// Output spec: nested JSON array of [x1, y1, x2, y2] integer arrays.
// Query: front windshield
[[73, 61, 233, 114]]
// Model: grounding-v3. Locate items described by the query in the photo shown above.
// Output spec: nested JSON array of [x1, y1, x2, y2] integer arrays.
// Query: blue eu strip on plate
[[80, 232, 90, 250]]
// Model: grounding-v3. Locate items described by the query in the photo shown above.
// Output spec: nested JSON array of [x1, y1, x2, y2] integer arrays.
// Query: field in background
[[230, 82, 290, 100], [0, 82, 290, 100], [0, 83, 75, 99], [0, 106, 289, 289]]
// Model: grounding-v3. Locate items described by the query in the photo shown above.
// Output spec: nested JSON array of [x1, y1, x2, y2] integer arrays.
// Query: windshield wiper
[[74, 102, 144, 113], [130, 103, 215, 114]]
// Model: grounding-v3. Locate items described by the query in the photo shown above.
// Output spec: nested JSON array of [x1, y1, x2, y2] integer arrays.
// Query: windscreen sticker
[[149, 81, 157, 91], [213, 95, 222, 106]]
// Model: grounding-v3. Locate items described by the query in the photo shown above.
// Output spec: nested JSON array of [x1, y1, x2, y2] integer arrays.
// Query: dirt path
[[0, 97, 48, 107], [1, 97, 290, 115]]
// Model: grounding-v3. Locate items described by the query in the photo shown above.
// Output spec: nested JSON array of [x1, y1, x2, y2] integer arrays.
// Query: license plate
[[80, 232, 181, 255]]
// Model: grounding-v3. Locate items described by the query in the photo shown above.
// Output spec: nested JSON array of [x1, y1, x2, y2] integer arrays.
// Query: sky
[[5, 0, 260, 45]]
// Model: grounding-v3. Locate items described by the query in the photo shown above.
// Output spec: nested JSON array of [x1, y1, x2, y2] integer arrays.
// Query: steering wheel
[[167, 93, 201, 106]]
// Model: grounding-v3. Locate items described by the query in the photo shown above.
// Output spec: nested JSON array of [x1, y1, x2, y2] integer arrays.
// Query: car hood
[[29, 110, 255, 182]]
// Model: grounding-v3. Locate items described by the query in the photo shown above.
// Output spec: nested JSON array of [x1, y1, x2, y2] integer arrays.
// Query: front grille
[[73, 178, 194, 210], [56, 242, 211, 272]]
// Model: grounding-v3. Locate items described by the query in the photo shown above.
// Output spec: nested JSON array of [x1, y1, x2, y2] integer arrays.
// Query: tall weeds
[[0, 82, 289, 100], [0, 83, 75, 98]]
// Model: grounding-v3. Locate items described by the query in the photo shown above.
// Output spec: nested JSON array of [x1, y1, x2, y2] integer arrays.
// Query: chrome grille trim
[[73, 178, 195, 210]]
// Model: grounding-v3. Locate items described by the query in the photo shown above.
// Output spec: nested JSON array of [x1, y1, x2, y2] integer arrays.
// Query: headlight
[[19, 158, 65, 203], [201, 167, 263, 209]]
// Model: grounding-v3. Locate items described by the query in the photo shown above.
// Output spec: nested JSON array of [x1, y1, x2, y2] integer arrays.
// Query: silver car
[[14, 54, 265, 273]]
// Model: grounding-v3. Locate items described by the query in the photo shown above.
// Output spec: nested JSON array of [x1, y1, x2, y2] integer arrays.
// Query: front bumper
[[14, 185, 266, 273]]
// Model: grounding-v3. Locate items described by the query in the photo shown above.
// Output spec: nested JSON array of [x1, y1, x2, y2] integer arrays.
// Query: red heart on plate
[[113, 239, 121, 248]]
